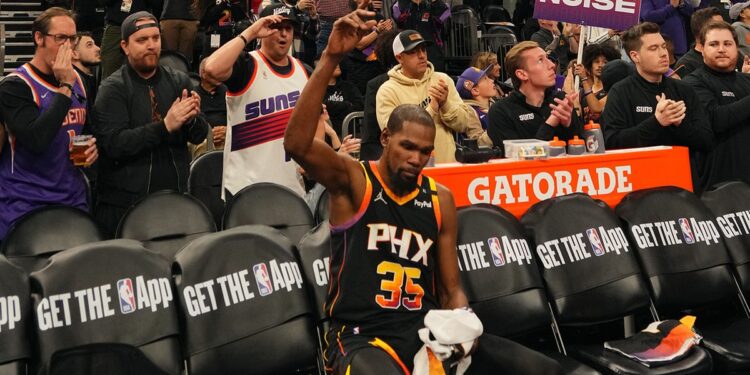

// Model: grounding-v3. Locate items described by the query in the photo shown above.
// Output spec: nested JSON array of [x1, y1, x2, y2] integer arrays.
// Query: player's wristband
[[238, 34, 249, 45], [59, 82, 73, 91]]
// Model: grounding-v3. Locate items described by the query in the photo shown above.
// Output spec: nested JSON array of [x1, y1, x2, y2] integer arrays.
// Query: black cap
[[121, 11, 159, 41], [392, 30, 432, 55], [258, 3, 301, 25], [601, 60, 635, 92]]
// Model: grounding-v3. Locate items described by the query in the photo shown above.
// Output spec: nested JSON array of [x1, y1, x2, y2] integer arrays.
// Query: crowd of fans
[[2, 0, 750, 241]]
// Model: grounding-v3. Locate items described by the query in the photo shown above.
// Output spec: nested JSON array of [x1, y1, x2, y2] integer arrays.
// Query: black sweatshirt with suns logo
[[487, 89, 583, 151], [683, 66, 750, 189], [600, 73, 713, 151]]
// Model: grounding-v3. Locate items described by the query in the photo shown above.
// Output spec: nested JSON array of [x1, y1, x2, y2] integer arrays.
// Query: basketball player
[[284, 3, 564, 374]]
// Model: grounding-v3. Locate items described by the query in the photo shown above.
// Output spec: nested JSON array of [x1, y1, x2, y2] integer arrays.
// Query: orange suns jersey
[[325, 161, 442, 332]]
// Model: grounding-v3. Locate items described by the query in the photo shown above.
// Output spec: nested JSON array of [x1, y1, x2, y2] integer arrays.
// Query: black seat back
[[188, 150, 224, 227], [457, 205, 548, 337], [223, 183, 315, 244], [0, 255, 30, 375], [616, 187, 735, 312], [296, 223, 331, 322], [174, 225, 317, 375], [701, 181, 750, 293], [30, 239, 181, 375], [117, 191, 216, 260], [521, 194, 648, 324], [159, 50, 190, 73], [1, 206, 102, 273]]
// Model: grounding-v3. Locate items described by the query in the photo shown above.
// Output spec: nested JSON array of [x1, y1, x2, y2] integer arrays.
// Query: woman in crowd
[[573, 43, 621, 122]]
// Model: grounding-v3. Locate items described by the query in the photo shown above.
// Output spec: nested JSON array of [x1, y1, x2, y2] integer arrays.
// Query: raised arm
[[284, 5, 376, 198], [202, 15, 284, 83]]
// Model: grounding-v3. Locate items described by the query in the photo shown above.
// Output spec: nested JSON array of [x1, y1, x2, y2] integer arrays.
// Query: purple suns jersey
[[0, 64, 88, 238]]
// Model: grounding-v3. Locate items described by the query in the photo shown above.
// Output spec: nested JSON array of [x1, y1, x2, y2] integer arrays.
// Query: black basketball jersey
[[325, 161, 442, 334]]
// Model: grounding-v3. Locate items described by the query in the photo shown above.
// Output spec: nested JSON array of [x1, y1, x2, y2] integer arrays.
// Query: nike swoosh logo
[[41, 92, 49, 99]]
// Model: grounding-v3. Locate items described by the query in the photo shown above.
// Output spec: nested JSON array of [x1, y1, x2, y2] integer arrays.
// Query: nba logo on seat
[[487, 237, 505, 266], [253, 263, 273, 296], [117, 278, 136, 314], [586, 229, 605, 256], [679, 218, 695, 244]]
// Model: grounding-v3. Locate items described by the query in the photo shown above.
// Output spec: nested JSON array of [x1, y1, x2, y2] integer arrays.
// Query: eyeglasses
[[43, 33, 77, 45]]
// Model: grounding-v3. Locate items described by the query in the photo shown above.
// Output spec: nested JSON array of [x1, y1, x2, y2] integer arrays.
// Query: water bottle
[[567, 136, 586, 155], [548, 137, 566, 157], [582, 120, 606, 154]]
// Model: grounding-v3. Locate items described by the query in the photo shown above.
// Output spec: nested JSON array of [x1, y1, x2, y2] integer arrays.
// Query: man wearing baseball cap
[[376, 30, 477, 164], [92, 11, 208, 237], [731, 1, 750, 57], [203, 4, 312, 199], [456, 65, 497, 147]]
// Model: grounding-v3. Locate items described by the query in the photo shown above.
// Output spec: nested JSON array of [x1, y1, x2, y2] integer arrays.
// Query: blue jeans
[[316, 19, 334, 56]]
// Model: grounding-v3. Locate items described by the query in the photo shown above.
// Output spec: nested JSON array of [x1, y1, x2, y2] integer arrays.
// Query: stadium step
[[1, 0, 41, 77]]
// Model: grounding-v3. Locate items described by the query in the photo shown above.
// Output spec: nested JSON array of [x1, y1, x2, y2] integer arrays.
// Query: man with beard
[[600, 22, 712, 188], [203, 3, 311, 199], [92, 11, 208, 237], [72, 32, 102, 108], [0, 7, 99, 241], [683, 21, 750, 189], [285, 4, 564, 374]]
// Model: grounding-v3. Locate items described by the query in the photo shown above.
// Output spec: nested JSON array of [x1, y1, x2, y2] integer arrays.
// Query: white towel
[[413, 309, 483, 375]]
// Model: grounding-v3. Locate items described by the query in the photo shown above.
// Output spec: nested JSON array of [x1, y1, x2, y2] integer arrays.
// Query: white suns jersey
[[223, 50, 309, 199]]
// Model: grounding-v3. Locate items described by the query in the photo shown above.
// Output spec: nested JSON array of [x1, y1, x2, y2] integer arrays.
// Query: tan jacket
[[462, 98, 493, 147], [376, 63, 476, 164]]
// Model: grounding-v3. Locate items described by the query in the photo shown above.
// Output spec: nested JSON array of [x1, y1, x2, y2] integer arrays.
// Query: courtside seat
[[457, 204, 601, 375], [188, 150, 224, 227], [30, 239, 182, 375], [174, 225, 318, 375], [223, 183, 315, 244], [701, 181, 750, 294], [117, 191, 216, 260], [1, 205, 102, 273], [522, 193, 713, 375], [617, 187, 750, 374], [0, 255, 30, 375], [296, 222, 331, 322]]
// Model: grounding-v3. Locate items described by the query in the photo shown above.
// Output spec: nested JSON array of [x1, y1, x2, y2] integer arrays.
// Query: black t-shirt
[[197, 84, 228, 128], [324, 80, 363, 137]]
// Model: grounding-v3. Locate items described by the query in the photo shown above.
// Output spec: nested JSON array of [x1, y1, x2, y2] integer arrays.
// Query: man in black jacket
[[601, 22, 712, 188], [601, 22, 712, 150], [683, 21, 750, 189], [487, 41, 580, 153], [93, 11, 208, 237]]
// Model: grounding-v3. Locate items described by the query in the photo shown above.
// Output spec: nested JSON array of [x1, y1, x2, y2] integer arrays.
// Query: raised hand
[[53, 42, 76, 87], [84, 137, 98, 167], [246, 14, 284, 40], [549, 92, 578, 127], [324, 0, 377, 57]]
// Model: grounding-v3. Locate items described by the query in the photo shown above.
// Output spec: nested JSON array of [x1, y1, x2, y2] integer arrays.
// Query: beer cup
[[70, 134, 92, 167]]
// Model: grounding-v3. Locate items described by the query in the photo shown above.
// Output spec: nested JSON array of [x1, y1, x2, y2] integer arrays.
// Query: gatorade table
[[424, 146, 693, 218]]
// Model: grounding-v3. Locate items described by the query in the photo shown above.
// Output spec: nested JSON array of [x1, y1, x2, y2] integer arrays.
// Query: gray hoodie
[[733, 22, 750, 58]]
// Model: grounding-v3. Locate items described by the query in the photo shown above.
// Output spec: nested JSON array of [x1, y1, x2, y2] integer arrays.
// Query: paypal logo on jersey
[[245, 90, 300, 120]]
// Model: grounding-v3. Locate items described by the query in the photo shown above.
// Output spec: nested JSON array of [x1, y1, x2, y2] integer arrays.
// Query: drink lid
[[584, 120, 601, 130], [549, 136, 566, 147], [568, 135, 585, 145]]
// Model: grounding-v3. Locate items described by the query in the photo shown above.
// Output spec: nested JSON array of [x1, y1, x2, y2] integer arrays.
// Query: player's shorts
[[323, 320, 423, 375]]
